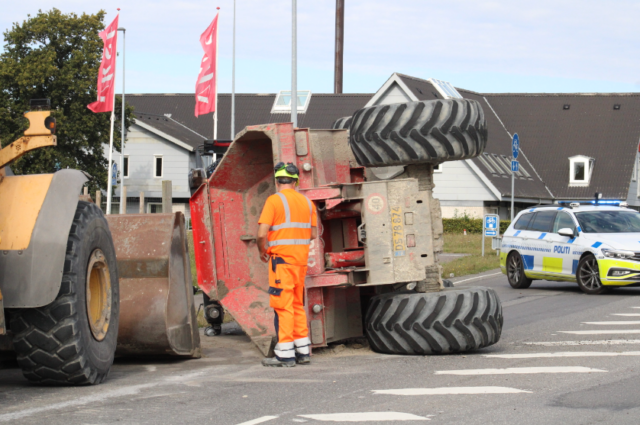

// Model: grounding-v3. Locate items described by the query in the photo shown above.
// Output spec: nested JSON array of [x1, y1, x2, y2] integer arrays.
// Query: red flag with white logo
[[194, 14, 219, 117], [88, 15, 119, 113]]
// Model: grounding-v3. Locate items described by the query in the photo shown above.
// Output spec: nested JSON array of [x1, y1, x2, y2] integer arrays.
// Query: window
[[123, 155, 129, 178], [427, 78, 463, 99], [479, 154, 497, 174], [569, 155, 594, 186], [271, 90, 311, 113], [514, 213, 534, 230], [528, 211, 557, 232], [575, 210, 640, 233], [147, 203, 163, 214], [486, 154, 509, 176], [433, 163, 442, 173], [154, 156, 163, 178], [552, 212, 576, 233]]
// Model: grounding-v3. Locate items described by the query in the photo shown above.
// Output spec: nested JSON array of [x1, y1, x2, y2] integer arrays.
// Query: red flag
[[194, 14, 219, 117], [88, 15, 119, 113]]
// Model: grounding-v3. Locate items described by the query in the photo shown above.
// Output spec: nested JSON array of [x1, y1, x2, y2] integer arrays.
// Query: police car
[[500, 199, 640, 294]]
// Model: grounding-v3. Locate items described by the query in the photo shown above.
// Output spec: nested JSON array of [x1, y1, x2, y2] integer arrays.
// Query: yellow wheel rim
[[86, 249, 112, 341]]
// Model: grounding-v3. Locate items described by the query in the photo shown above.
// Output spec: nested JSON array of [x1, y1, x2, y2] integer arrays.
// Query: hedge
[[443, 218, 511, 234]]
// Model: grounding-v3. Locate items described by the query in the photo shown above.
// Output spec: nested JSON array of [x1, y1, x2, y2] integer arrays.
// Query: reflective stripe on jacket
[[267, 192, 313, 248]]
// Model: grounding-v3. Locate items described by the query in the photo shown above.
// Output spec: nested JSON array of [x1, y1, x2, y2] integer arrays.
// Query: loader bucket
[[106, 213, 201, 358]]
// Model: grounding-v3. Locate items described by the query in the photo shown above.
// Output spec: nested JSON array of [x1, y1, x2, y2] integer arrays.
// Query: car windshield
[[574, 210, 640, 233]]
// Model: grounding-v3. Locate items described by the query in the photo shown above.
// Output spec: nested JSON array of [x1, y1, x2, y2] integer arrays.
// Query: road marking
[[0, 367, 219, 422], [372, 387, 531, 395], [235, 416, 278, 425], [485, 351, 640, 359], [0, 383, 156, 422], [560, 330, 640, 335], [435, 366, 605, 375], [583, 321, 640, 325], [523, 339, 640, 346], [612, 314, 640, 317], [452, 271, 502, 286], [299, 412, 429, 422]]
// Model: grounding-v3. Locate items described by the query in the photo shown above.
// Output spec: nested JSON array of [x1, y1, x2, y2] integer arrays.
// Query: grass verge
[[441, 233, 501, 279]]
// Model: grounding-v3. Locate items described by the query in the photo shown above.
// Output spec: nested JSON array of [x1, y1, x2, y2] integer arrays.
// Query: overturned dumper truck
[[190, 98, 503, 356]]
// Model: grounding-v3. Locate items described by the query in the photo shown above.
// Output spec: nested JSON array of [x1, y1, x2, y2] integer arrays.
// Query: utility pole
[[231, 0, 236, 139], [291, 0, 298, 128], [334, 0, 344, 94]]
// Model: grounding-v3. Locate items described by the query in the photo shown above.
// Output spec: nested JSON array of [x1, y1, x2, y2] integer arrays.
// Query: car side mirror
[[558, 228, 575, 237]]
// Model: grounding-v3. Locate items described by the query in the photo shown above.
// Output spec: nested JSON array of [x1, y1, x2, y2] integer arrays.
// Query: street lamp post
[[118, 27, 126, 214]]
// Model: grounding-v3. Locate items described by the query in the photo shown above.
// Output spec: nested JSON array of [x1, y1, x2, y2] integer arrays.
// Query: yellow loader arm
[[0, 110, 57, 170]]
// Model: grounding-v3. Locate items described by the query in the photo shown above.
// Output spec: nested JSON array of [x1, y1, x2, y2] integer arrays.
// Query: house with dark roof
[[113, 73, 640, 220]]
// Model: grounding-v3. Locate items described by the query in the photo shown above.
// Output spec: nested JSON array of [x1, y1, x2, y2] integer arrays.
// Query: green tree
[[0, 8, 134, 193]]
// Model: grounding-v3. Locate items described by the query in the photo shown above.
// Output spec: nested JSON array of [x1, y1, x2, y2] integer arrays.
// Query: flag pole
[[118, 25, 126, 215], [106, 12, 120, 215], [291, 0, 297, 128], [231, 0, 236, 139], [213, 6, 220, 141]]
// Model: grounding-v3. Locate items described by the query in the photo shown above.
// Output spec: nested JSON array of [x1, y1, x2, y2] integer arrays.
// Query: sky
[[2, 0, 640, 95]]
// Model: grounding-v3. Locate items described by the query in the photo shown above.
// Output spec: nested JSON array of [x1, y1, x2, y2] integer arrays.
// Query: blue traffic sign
[[485, 230, 497, 237], [511, 160, 519, 172], [484, 215, 498, 229], [512, 133, 519, 159]]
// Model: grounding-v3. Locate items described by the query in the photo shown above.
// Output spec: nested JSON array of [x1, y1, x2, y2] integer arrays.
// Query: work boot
[[262, 357, 295, 367], [295, 355, 311, 365]]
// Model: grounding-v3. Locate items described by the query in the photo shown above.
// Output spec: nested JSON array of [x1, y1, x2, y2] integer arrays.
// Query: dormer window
[[569, 155, 594, 186], [271, 90, 311, 114]]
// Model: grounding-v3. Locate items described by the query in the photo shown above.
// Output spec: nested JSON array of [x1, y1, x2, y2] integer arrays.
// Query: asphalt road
[[3, 270, 640, 425]]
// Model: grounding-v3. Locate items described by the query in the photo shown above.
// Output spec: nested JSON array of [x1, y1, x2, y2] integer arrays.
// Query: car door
[[549, 210, 579, 277], [526, 210, 557, 274], [509, 212, 536, 271]]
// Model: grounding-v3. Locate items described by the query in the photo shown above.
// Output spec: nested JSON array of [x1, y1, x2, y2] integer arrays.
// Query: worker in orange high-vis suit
[[257, 162, 317, 367]]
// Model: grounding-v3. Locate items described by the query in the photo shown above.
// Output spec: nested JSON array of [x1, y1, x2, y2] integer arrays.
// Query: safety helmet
[[274, 162, 299, 181]]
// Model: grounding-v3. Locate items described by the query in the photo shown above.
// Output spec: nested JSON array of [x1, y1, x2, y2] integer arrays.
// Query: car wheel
[[577, 255, 609, 295], [507, 252, 533, 289]]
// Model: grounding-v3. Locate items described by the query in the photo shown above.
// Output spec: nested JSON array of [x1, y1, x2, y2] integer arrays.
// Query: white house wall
[[376, 82, 413, 105], [433, 160, 499, 218], [112, 123, 192, 199]]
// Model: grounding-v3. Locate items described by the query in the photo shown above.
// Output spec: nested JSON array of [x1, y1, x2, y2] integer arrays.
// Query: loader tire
[[349, 99, 487, 167], [10, 201, 119, 385], [365, 286, 502, 355], [332, 116, 352, 129]]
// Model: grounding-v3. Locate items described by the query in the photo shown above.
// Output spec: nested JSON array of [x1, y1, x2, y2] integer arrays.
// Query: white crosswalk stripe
[[298, 412, 430, 421], [523, 339, 640, 346], [560, 330, 640, 335], [373, 387, 530, 395], [612, 314, 640, 317], [485, 351, 640, 359], [582, 321, 640, 325], [435, 366, 605, 375]]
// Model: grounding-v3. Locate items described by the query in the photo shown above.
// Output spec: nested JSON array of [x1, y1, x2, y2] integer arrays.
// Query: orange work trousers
[[268, 256, 310, 360]]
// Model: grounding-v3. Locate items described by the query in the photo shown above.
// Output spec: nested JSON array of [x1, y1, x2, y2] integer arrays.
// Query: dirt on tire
[[10, 201, 119, 385], [349, 99, 487, 167], [365, 286, 502, 355]]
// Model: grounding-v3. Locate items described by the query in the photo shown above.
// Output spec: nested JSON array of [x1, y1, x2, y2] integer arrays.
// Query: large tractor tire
[[365, 287, 502, 355], [349, 99, 488, 167], [332, 116, 352, 129], [10, 201, 119, 385]]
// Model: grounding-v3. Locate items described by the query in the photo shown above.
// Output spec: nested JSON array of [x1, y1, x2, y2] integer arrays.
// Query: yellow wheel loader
[[0, 100, 200, 385]]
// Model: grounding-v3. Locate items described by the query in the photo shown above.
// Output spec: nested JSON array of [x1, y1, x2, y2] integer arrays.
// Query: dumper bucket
[[106, 213, 201, 358]]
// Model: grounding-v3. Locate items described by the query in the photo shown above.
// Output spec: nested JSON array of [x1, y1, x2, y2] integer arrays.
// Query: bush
[[443, 217, 511, 234]]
